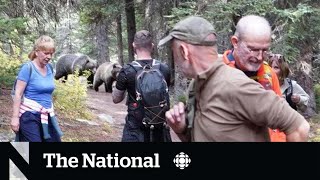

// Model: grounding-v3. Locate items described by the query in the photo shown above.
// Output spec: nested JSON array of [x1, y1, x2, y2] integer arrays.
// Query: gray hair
[[234, 15, 271, 40]]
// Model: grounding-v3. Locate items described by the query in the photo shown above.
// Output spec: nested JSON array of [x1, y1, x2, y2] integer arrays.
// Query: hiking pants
[[17, 111, 61, 142], [121, 115, 172, 142]]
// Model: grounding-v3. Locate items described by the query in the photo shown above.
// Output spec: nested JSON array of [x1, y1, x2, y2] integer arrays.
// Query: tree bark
[[144, 0, 158, 57], [292, 50, 317, 119], [96, 19, 110, 66], [144, 0, 188, 102], [116, 14, 124, 65], [125, 0, 136, 62]]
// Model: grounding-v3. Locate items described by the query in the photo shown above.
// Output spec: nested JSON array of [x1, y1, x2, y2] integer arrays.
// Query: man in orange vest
[[222, 15, 285, 142]]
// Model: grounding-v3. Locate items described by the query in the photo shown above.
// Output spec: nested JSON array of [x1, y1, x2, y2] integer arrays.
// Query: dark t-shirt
[[116, 59, 171, 104]]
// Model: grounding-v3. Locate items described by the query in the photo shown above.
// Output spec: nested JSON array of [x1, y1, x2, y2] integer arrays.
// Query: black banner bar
[[0, 142, 319, 180]]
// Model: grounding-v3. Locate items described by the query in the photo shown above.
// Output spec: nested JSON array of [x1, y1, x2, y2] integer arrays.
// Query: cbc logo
[[173, 152, 191, 169]]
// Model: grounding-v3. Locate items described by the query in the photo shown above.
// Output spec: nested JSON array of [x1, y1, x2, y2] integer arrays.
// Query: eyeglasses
[[269, 53, 285, 62], [240, 41, 269, 57]]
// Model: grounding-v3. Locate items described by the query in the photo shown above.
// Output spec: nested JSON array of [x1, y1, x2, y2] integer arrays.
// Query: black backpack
[[284, 78, 297, 110], [129, 59, 170, 126]]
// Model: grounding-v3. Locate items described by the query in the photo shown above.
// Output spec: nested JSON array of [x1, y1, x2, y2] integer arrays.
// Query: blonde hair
[[28, 35, 55, 60], [267, 54, 290, 84]]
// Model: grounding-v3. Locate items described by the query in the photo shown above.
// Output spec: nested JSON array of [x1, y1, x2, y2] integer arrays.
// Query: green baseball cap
[[158, 16, 216, 47]]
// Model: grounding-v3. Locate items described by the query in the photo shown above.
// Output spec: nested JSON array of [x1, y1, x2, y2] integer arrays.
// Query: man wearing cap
[[112, 30, 172, 142], [160, 16, 309, 142]]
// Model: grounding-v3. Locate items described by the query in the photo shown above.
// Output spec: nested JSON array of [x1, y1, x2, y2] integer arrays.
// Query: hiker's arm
[[231, 77, 310, 141], [286, 120, 310, 142], [112, 88, 126, 103], [11, 80, 27, 133], [292, 81, 309, 112], [112, 70, 127, 104], [165, 102, 190, 142]]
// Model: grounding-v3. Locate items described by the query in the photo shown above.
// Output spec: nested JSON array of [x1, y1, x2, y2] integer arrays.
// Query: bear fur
[[93, 62, 122, 93], [54, 54, 97, 85]]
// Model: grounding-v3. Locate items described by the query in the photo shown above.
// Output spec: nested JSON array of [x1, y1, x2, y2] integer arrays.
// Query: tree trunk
[[67, 0, 73, 53], [144, 0, 158, 57], [18, 0, 26, 60], [116, 14, 124, 65], [293, 50, 317, 119], [96, 19, 110, 66], [174, 66, 189, 103], [125, 0, 136, 62], [144, 0, 187, 102]]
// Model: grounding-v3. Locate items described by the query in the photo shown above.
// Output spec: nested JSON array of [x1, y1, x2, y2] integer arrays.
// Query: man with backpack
[[112, 30, 172, 142]]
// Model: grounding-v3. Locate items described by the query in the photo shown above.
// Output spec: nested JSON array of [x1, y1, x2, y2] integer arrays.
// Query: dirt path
[[0, 87, 179, 142], [82, 88, 127, 142], [57, 86, 129, 142], [0, 88, 128, 142], [82, 87, 179, 142]]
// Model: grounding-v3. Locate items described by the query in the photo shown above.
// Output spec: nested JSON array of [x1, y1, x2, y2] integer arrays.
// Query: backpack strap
[[27, 61, 33, 80], [284, 78, 297, 110], [152, 59, 161, 70], [132, 60, 142, 67], [126, 62, 141, 103], [47, 63, 54, 74], [284, 78, 293, 97], [288, 78, 294, 95], [130, 60, 161, 70], [12, 61, 33, 100], [128, 61, 143, 73]]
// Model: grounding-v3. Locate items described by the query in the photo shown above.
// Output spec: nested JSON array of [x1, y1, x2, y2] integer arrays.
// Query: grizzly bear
[[93, 62, 122, 93], [55, 54, 97, 84]]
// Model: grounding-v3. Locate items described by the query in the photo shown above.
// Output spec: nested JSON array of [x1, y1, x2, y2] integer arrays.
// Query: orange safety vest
[[223, 50, 286, 142]]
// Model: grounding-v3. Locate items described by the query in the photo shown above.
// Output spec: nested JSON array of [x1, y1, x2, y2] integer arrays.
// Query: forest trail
[[0, 87, 179, 142], [0, 87, 127, 142]]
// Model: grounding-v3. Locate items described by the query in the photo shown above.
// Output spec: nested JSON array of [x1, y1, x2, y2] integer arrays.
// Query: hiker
[[268, 53, 310, 112], [112, 30, 171, 142], [10, 35, 63, 142], [159, 16, 309, 142], [222, 15, 285, 142]]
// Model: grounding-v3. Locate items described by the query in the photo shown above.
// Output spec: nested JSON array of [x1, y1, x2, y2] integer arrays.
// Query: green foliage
[[168, 0, 320, 62], [53, 70, 93, 120], [207, 0, 275, 27], [309, 114, 320, 142], [314, 84, 320, 112], [0, 0, 28, 54], [178, 95, 187, 105], [79, 0, 123, 24], [168, 2, 197, 25], [77, 0, 126, 59], [272, 3, 319, 62], [309, 128, 320, 142], [0, 51, 22, 87]]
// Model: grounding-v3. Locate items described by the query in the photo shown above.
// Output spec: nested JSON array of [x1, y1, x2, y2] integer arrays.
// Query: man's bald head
[[234, 15, 271, 41]]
